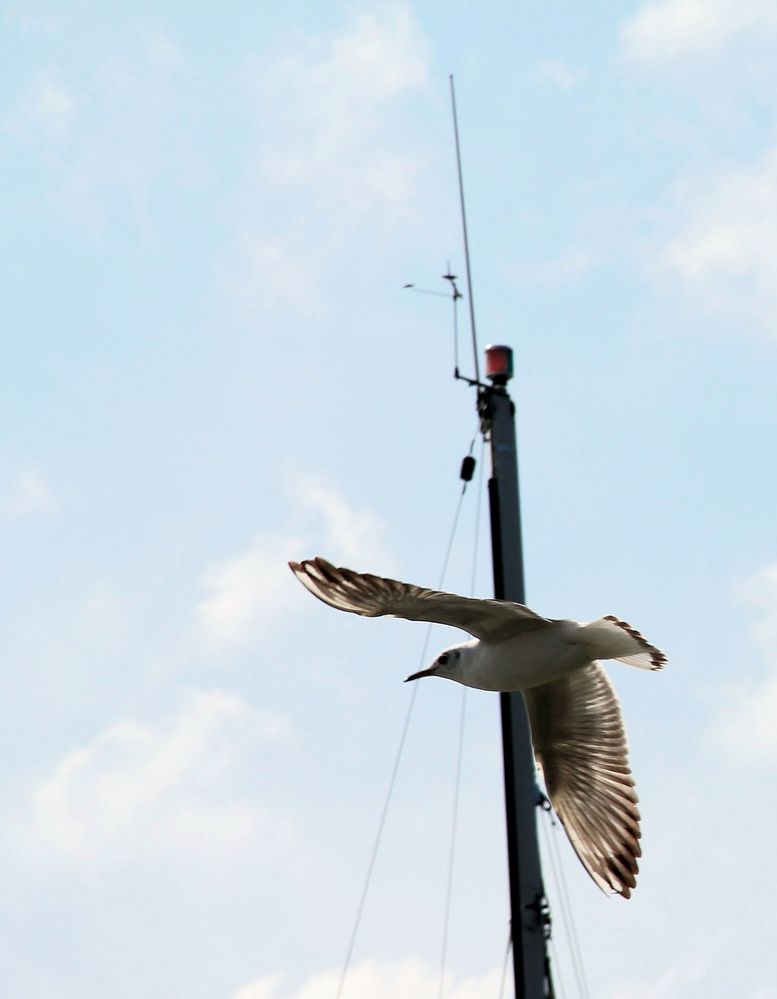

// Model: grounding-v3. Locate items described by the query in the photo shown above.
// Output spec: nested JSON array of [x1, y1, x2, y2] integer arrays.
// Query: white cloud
[[7, 35, 200, 237], [620, 0, 777, 62], [255, 5, 427, 203], [2, 73, 75, 142], [16, 689, 289, 862], [535, 58, 585, 91], [196, 475, 392, 648], [525, 248, 594, 285], [3, 6, 58, 32], [197, 531, 305, 648], [660, 148, 777, 333], [31, 77, 76, 139], [147, 29, 185, 71], [236, 234, 325, 318], [738, 562, 777, 646], [608, 961, 705, 998], [711, 563, 777, 762], [234, 959, 502, 999], [291, 473, 393, 570], [0, 466, 56, 516], [232, 5, 429, 314]]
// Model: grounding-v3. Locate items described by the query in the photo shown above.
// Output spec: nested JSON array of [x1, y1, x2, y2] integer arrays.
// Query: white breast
[[464, 622, 588, 692]]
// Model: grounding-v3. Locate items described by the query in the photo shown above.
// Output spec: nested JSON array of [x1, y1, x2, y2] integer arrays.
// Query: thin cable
[[539, 816, 576, 998], [335, 474, 473, 999], [469, 435, 486, 598], [437, 688, 467, 999], [449, 75, 480, 386], [539, 810, 590, 999], [538, 817, 568, 999], [437, 439, 485, 999], [437, 476, 470, 589], [498, 932, 512, 999], [335, 682, 419, 999], [452, 284, 460, 375], [547, 935, 567, 999], [547, 820, 588, 999], [407, 287, 450, 298], [548, 823, 590, 999]]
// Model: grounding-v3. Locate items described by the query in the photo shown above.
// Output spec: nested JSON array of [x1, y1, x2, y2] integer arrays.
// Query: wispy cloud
[[620, 0, 777, 63], [6, 32, 200, 237], [660, 148, 777, 334], [535, 58, 585, 91], [291, 473, 393, 569], [711, 563, 777, 763], [234, 959, 502, 999], [196, 474, 392, 649], [521, 248, 594, 285], [197, 532, 305, 649], [15, 689, 289, 863], [7, 73, 77, 142], [232, 5, 429, 314], [253, 5, 427, 207], [607, 961, 706, 998], [8, 9, 429, 304], [0, 467, 56, 516], [2, 5, 58, 33], [235, 234, 326, 318]]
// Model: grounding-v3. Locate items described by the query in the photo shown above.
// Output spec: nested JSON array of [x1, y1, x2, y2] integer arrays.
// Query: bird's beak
[[404, 666, 438, 683]]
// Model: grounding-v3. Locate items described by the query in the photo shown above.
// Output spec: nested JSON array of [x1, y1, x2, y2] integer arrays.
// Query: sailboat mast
[[448, 78, 554, 995], [481, 345, 554, 998]]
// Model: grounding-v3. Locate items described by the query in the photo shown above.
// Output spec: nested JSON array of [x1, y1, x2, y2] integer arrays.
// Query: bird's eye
[[438, 652, 449, 665]]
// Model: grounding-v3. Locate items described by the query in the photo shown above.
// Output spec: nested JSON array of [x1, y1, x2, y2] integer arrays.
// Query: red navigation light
[[484, 344, 514, 385]]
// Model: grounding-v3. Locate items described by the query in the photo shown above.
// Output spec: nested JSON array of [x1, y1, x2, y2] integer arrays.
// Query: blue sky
[[3, 2, 777, 997]]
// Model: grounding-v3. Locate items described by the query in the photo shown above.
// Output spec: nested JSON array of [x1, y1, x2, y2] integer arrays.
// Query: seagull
[[289, 556, 666, 899]]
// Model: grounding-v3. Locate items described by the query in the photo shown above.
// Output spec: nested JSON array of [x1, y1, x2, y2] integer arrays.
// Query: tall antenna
[[449, 75, 481, 387]]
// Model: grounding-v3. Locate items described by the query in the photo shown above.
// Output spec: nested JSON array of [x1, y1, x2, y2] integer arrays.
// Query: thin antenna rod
[[449, 75, 481, 386]]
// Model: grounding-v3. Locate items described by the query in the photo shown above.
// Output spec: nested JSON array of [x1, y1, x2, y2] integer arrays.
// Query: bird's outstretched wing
[[289, 557, 552, 642], [524, 662, 641, 898]]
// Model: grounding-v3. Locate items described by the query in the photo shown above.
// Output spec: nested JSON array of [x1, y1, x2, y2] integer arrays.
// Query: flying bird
[[290, 556, 666, 899]]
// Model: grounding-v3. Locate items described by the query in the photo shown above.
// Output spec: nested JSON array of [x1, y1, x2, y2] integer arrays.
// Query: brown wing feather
[[524, 662, 641, 898], [289, 557, 551, 642]]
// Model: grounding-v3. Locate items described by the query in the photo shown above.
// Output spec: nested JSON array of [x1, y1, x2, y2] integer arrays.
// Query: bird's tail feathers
[[579, 615, 666, 671]]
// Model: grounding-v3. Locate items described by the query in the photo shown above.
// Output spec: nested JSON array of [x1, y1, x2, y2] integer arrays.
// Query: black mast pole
[[480, 346, 554, 998], [448, 77, 553, 996]]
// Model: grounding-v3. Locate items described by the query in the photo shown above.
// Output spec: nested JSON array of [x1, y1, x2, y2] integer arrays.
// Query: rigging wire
[[437, 686, 467, 999], [498, 932, 512, 999], [335, 458, 477, 999], [547, 934, 567, 999], [450, 74, 481, 386], [334, 681, 420, 999], [436, 434, 484, 999], [535, 811, 569, 999], [471, 436, 485, 595], [539, 806, 590, 999]]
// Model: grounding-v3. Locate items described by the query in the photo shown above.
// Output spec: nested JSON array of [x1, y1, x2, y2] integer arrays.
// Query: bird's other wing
[[289, 557, 551, 642], [524, 662, 641, 899]]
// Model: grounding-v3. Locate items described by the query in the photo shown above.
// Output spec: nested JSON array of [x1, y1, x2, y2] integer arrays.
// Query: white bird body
[[289, 556, 666, 899], [435, 622, 588, 692]]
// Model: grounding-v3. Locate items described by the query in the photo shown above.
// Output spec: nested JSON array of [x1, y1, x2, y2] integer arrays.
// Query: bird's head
[[404, 641, 475, 684]]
